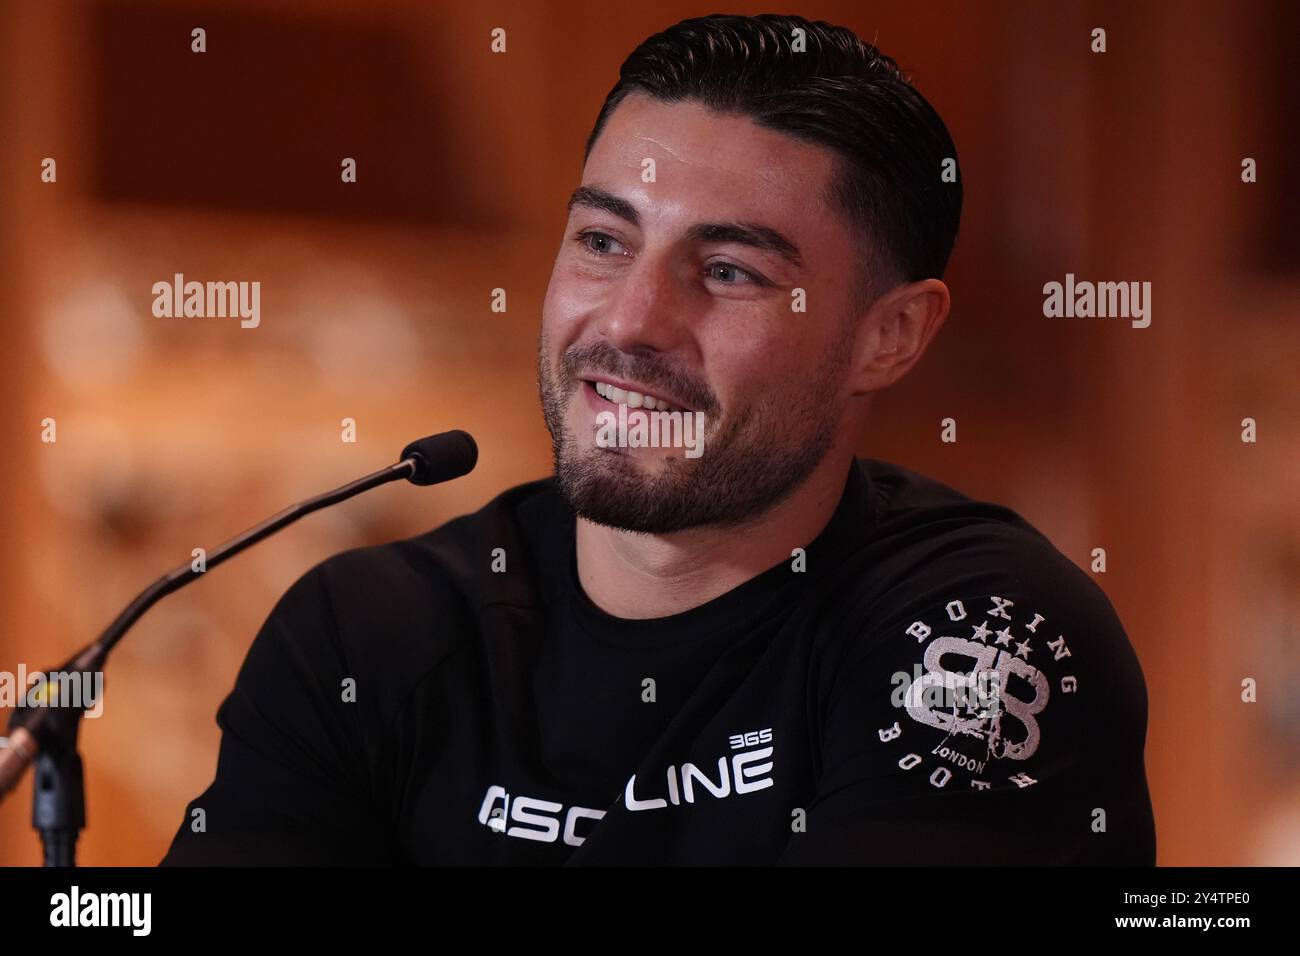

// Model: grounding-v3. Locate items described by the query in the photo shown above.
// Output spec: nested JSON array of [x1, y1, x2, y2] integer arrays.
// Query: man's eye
[[706, 261, 763, 286], [574, 230, 628, 257], [573, 232, 765, 287]]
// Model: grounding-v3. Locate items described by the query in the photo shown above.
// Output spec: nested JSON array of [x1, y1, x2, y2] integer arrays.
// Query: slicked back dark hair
[[584, 13, 962, 311]]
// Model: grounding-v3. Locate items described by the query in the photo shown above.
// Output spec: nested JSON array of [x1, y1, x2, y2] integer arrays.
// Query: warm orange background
[[1, 0, 1296, 866]]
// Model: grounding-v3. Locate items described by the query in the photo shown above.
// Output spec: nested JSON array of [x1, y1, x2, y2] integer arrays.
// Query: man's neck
[[574, 450, 856, 620]]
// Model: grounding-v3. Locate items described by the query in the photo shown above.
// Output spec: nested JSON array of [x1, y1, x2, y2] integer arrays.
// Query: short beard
[[537, 333, 851, 535]]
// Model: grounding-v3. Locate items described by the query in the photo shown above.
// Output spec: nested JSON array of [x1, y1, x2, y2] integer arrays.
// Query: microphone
[[401, 430, 477, 485], [0, 430, 477, 862]]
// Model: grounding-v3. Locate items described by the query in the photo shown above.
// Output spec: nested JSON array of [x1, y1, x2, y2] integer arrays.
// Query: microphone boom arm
[[0, 430, 475, 865]]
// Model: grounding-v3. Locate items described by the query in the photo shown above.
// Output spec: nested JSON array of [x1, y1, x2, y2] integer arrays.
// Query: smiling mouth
[[582, 378, 688, 413]]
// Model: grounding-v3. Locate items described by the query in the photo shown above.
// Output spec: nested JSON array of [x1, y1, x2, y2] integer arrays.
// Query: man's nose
[[595, 252, 691, 353]]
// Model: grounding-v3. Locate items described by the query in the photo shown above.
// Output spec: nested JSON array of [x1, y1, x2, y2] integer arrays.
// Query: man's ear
[[848, 278, 951, 395]]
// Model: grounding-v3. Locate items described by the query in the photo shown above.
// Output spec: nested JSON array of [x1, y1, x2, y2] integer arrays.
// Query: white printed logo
[[477, 728, 775, 845], [905, 633, 1048, 760], [887, 596, 1078, 790]]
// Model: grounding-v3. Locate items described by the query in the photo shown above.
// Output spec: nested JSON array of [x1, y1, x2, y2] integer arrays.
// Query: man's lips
[[578, 374, 693, 413]]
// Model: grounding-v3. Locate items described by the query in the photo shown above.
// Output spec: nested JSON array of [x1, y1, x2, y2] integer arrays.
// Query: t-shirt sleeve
[[778, 530, 1157, 865], [160, 562, 399, 865]]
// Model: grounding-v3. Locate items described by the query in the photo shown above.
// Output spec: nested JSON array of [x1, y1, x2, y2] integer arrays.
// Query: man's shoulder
[[265, 475, 559, 660], [307, 473, 565, 610], [835, 457, 1146, 733], [239, 475, 565, 725], [813, 462, 1153, 856], [859, 456, 1047, 543], [856, 456, 1094, 599]]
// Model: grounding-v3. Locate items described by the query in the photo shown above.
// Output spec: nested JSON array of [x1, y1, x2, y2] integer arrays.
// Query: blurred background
[[0, 0, 1295, 865]]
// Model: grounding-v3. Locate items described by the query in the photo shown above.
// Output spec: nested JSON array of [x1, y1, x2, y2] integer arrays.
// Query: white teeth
[[592, 380, 678, 412]]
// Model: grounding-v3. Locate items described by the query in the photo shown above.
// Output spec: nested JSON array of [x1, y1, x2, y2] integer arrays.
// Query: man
[[163, 13, 1156, 865]]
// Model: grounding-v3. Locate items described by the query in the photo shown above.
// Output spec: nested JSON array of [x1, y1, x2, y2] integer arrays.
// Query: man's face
[[538, 92, 866, 533]]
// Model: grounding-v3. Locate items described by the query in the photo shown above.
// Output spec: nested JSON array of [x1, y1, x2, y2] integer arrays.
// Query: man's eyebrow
[[568, 185, 640, 227], [683, 222, 803, 269], [567, 185, 804, 269]]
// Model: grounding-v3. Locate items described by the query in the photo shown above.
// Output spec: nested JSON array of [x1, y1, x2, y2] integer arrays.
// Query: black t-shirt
[[161, 458, 1156, 865]]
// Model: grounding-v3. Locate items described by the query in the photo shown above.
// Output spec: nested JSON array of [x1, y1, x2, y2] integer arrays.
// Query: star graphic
[[971, 620, 993, 642], [994, 626, 1014, 647], [1015, 639, 1033, 659]]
